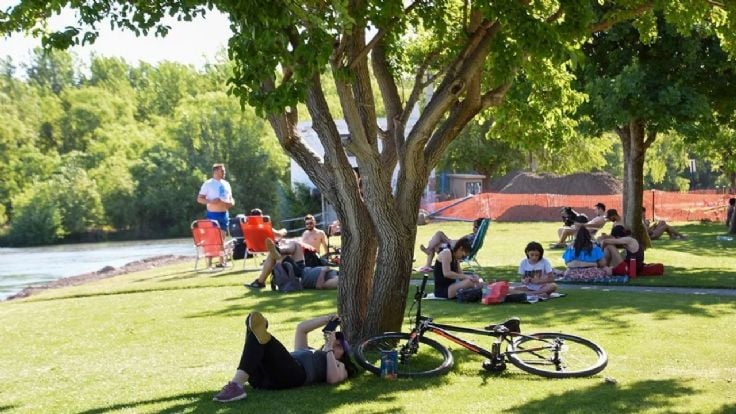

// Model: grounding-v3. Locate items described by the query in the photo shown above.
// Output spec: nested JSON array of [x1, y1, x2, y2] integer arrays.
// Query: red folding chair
[[191, 219, 234, 270], [240, 215, 276, 268]]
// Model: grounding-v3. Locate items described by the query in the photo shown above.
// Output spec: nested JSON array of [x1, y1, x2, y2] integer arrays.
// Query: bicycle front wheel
[[355, 332, 454, 378], [507, 332, 607, 378]]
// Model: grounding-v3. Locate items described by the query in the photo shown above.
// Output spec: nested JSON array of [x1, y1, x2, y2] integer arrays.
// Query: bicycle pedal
[[482, 359, 506, 373]]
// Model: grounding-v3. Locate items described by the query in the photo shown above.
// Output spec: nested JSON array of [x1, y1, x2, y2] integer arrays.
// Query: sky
[[0, 3, 233, 70]]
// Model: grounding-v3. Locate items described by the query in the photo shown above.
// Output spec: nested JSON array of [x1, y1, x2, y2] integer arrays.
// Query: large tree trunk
[[616, 120, 656, 249]]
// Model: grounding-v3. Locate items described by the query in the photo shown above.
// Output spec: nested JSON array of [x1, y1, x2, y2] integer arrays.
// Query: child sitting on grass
[[510, 241, 558, 299]]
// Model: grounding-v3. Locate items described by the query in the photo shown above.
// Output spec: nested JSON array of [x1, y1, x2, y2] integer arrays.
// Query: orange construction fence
[[422, 191, 732, 223]]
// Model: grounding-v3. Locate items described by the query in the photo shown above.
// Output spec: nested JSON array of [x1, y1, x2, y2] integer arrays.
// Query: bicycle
[[354, 275, 608, 378]]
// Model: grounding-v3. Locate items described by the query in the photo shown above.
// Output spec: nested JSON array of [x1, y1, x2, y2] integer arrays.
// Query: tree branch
[[347, 0, 421, 70], [589, 1, 654, 33]]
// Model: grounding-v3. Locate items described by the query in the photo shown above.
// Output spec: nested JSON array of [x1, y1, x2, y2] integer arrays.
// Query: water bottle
[[716, 235, 734, 241], [628, 258, 637, 278], [380, 350, 398, 380]]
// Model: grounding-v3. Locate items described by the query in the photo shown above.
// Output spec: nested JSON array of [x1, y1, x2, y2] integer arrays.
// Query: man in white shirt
[[197, 163, 235, 238]]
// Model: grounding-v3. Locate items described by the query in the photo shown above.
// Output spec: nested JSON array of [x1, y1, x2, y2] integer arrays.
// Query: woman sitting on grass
[[433, 237, 483, 299], [600, 225, 644, 276], [562, 227, 611, 281], [510, 241, 558, 299], [418, 218, 483, 273], [213, 312, 357, 403]]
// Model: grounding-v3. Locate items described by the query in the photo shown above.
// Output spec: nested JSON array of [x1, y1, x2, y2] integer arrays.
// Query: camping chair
[[191, 219, 234, 271], [240, 215, 276, 269], [462, 218, 491, 272]]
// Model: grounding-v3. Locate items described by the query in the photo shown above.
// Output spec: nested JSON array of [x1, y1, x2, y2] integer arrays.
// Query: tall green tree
[[168, 91, 288, 216], [4, 1, 734, 338], [576, 11, 736, 243]]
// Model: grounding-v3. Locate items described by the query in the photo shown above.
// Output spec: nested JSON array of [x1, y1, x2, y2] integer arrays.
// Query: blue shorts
[[206, 211, 229, 231]]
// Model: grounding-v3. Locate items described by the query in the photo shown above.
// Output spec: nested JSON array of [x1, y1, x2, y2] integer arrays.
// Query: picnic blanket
[[556, 275, 630, 284]]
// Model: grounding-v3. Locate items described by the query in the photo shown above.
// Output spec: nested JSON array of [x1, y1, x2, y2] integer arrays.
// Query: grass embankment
[[1, 222, 734, 413]]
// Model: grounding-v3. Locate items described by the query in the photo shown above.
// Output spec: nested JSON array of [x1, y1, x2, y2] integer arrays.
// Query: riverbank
[[5, 255, 191, 301]]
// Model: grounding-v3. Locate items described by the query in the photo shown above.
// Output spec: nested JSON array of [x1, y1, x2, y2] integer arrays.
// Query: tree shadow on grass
[[420, 289, 735, 338], [0, 405, 18, 413], [185, 289, 338, 322], [74, 374, 452, 414], [505, 379, 696, 413]]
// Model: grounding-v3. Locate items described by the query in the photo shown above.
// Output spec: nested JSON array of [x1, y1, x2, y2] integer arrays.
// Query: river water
[[0, 238, 194, 300]]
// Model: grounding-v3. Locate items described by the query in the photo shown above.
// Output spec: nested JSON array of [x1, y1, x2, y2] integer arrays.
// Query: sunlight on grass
[[0, 222, 734, 413]]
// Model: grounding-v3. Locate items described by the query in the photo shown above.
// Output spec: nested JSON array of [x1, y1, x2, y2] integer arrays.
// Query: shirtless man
[[301, 214, 328, 255], [642, 206, 686, 240], [552, 203, 608, 248], [245, 214, 328, 289]]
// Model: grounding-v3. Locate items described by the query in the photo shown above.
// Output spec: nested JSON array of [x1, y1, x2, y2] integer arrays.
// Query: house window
[[466, 181, 481, 196]]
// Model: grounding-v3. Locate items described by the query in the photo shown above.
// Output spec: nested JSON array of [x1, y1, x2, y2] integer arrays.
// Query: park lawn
[[1, 241, 735, 414], [413, 221, 736, 289]]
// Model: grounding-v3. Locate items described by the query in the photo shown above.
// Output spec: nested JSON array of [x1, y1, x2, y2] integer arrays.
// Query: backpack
[[456, 287, 483, 303], [482, 281, 509, 305], [303, 248, 326, 267], [271, 261, 303, 292]]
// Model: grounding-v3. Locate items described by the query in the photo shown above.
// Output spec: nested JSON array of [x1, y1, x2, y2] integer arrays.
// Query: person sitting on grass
[[509, 241, 557, 299], [642, 206, 687, 240], [562, 227, 611, 281], [245, 238, 309, 289], [433, 237, 483, 299], [417, 218, 484, 273], [552, 203, 608, 248], [600, 225, 644, 276], [213, 312, 357, 403]]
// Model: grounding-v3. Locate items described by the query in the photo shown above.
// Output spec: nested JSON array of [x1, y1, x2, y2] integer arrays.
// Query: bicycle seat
[[484, 317, 521, 333]]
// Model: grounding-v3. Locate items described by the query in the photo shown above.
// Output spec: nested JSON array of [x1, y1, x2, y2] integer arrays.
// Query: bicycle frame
[[406, 276, 516, 362]]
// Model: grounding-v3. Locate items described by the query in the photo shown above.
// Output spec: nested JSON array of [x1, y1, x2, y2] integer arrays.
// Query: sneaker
[[246, 312, 272, 344], [213, 381, 247, 403], [245, 279, 265, 289]]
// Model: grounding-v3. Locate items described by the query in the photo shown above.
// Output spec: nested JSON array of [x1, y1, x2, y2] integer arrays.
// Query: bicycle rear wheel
[[355, 332, 454, 378], [507, 332, 607, 378]]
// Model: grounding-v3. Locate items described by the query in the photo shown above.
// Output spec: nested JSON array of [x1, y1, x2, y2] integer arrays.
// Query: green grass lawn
[[1, 222, 734, 413]]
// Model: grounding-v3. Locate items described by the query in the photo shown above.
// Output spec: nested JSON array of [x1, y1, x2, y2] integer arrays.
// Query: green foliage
[[167, 91, 288, 218], [131, 148, 203, 237], [277, 182, 322, 222], [8, 180, 65, 245], [24, 48, 78, 94], [8, 161, 105, 245]]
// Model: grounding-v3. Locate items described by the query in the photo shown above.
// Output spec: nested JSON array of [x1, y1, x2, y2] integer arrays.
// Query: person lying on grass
[[213, 313, 358, 403], [509, 241, 557, 299]]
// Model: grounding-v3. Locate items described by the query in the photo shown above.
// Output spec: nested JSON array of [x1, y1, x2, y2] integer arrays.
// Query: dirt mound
[[491, 171, 622, 195]]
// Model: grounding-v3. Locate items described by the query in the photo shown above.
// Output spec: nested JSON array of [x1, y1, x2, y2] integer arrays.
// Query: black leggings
[[238, 328, 307, 389]]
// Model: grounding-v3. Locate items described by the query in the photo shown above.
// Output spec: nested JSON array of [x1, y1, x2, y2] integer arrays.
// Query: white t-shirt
[[199, 178, 233, 204], [518, 258, 553, 278]]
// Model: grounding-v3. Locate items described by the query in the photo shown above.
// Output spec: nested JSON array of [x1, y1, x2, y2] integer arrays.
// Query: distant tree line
[[0, 49, 311, 246]]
